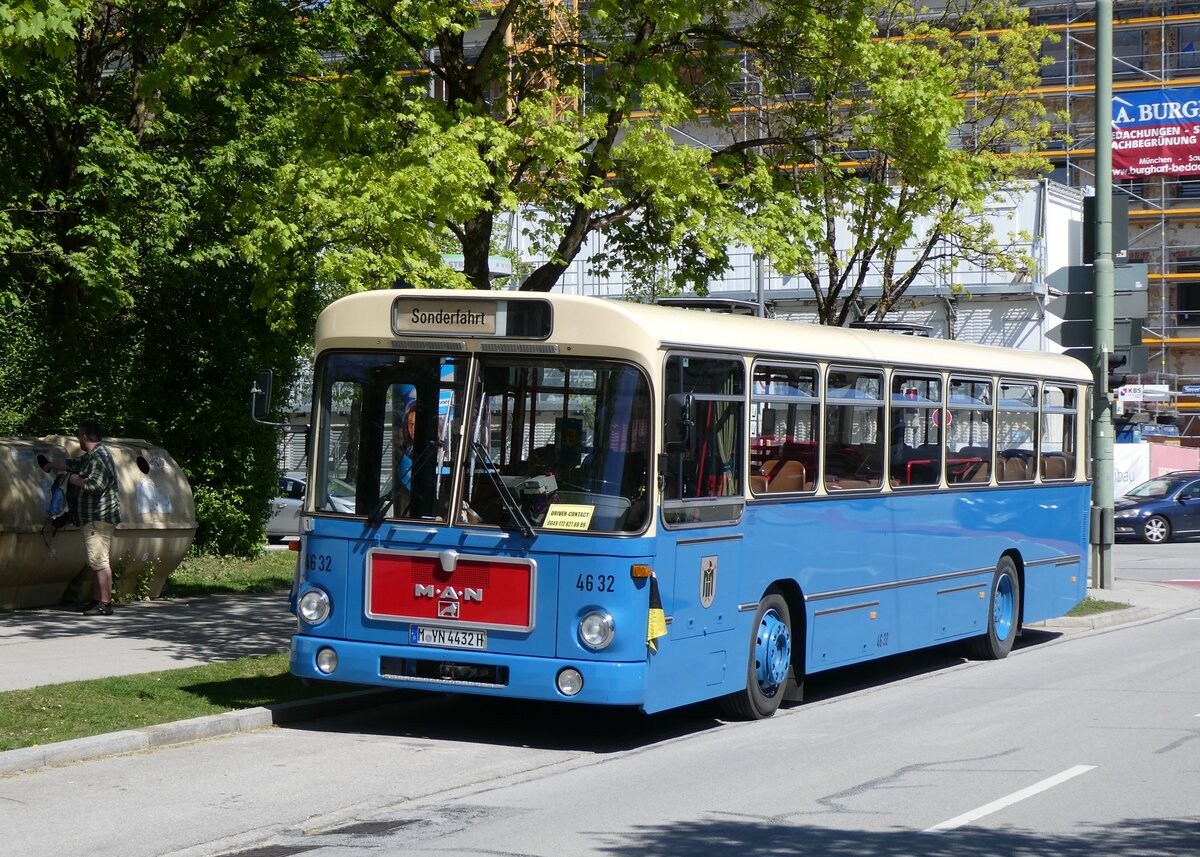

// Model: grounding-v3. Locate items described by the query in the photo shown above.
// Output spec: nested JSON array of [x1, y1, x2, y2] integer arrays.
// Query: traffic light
[[1108, 352, 1129, 392]]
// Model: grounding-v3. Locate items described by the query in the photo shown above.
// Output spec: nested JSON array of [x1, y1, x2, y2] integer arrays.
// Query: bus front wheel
[[965, 557, 1021, 660], [718, 593, 793, 720]]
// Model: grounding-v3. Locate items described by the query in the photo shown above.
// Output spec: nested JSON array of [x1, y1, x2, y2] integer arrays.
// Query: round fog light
[[315, 647, 338, 675], [578, 611, 615, 650], [556, 667, 584, 697], [298, 588, 331, 624]]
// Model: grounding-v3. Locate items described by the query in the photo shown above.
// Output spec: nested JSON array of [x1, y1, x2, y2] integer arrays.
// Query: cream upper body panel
[[315, 289, 1092, 384]]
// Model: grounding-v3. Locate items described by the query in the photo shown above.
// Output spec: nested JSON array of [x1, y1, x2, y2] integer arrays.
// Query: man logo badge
[[438, 601, 460, 619], [700, 556, 717, 609]]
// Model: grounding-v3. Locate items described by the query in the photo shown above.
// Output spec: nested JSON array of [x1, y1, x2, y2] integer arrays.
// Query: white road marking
[[924, 765, 1097, 833]]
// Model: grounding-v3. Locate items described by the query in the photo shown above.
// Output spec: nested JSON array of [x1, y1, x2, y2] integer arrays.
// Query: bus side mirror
[[665, 393, 696, 458], [251, 369, 275, 423]]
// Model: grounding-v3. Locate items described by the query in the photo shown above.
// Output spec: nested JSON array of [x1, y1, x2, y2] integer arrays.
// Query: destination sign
[[391, 297, 554, 340], [393, 299, 497, 336]]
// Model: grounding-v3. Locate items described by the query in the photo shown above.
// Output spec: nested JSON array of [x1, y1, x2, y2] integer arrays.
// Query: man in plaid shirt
[[49, 420, 122, 615]]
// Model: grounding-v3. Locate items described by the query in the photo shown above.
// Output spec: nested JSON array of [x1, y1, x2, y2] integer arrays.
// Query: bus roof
[[316, 289, 1093, 383]]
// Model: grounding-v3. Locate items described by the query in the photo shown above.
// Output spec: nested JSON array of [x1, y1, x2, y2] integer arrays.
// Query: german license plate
[[410, 625, 487, 650]]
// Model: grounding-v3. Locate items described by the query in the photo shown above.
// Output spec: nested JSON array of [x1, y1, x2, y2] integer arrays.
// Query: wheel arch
[[1000, 548, 1026, 632], [764, 578, 806, 677]]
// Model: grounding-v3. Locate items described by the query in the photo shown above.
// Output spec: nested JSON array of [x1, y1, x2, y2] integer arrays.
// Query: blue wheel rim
[[993, 573, 1016, 642], [755, 608, 791, 697]]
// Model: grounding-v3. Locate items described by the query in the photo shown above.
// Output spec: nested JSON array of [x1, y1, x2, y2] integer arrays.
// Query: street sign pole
[[1092, 0, 1115, 590]]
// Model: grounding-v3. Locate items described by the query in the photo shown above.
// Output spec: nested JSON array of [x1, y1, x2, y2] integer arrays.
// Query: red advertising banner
[[1112, 87, 1200, 179]]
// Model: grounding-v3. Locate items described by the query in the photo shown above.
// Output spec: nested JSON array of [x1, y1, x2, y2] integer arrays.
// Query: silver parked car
[[266, 472, 355, 540]]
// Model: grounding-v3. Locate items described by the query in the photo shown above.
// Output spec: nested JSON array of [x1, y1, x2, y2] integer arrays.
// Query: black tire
[[1141, 515, 1172, 544], [718, 593, 795, 720], [964, 557, 1021, 660]]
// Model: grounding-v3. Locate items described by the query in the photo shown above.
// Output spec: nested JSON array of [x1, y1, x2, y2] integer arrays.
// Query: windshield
[[312, 351, 468, 523], [1126, 477, 1183, 499], [461, 357, 651, 533], [311, 352, 651, 533]]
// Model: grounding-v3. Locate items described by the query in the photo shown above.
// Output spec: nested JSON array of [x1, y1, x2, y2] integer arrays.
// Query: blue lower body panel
[[291, 635, 647, 707]]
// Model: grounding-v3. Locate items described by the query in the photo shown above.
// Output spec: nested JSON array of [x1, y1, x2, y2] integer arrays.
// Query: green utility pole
[[1092, 0, 1115, 589]]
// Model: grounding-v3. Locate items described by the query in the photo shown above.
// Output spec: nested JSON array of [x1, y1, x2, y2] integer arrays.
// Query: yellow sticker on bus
[[542, 504, 595, 531]]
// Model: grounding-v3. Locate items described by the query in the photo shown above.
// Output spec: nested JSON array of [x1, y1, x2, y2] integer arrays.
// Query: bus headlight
[[578, 610, 615, 650], [298, 588, 331, 624]]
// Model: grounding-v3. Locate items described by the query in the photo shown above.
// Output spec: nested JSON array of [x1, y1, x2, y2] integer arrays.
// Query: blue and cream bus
[[288, 290, 1091, 718]]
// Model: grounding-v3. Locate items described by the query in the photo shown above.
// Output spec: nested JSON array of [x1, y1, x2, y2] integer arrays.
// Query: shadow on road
[[287, 629, 1066, 754], [592, 816, 1200, 856]]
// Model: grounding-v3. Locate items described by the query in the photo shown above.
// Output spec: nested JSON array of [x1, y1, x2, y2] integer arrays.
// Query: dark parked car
[[1114, 470, 1200, 544]]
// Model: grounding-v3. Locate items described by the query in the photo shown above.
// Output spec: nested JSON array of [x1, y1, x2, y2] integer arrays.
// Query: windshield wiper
[[470, 440, 535, 538]]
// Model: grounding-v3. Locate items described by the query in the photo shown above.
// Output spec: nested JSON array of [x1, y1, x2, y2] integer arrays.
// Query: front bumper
[[290, 635, 648, 707]]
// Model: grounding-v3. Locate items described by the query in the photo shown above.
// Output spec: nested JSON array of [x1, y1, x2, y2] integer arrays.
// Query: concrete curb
[[0, 689, 400, 777], [1028, 604, 1159, 632]]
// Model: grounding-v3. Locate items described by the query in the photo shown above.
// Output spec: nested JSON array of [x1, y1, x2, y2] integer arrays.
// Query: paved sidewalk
[[2, 578, 1198, 777], [0, 592, 298, 692]]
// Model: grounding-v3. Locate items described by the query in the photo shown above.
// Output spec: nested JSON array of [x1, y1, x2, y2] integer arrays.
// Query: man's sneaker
[[82, 601, 113, 616], [78, 599, 100, 613]]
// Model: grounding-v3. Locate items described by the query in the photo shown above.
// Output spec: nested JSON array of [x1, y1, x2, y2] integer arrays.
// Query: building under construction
[[509, 2, 1200, 444]]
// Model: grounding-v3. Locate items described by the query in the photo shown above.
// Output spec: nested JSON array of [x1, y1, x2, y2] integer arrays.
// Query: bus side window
[[663, 355, 745, 525]]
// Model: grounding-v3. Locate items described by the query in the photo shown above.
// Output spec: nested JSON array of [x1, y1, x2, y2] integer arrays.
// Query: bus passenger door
[[647, 352, 748, 711]]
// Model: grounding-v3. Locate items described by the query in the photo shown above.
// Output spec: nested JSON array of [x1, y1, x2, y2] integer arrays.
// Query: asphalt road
[[4, 592, 1197, 857], [1113, 540, 1200, 585]]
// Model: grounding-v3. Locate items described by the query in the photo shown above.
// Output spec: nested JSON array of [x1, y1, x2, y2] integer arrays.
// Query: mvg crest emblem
[[700, 555, 717, 609]]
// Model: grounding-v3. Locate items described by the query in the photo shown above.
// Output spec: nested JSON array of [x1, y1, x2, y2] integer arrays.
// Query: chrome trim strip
[[379, 673, 506, 689], [805, 554, 1083, 603], [676, 534, 745, 546], [806, 567, 992, 602], [814, 600, 880, 617], [937, 582, 987, 595], [1026, 554, 1082, 568], [738, 602, 758, 612]]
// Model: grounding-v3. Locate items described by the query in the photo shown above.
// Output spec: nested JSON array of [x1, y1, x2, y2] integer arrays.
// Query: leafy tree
[[241, 0, 762, 304], [740, 0, 1056, 324], [0, 1, 322, 554]]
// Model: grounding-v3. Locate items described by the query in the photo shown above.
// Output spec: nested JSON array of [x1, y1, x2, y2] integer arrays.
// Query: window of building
[[1177, 24, 1200, 70], [1175, 257, 1200, 325]]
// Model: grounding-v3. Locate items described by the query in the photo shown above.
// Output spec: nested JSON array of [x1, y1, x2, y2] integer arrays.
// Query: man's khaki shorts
[[83, 521, 115, 571]]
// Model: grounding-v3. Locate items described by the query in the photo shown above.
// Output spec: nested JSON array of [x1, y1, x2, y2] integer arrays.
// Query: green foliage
[[741, 0, 1056, 324], [0, 1, 320, 553], [1, 0, 1060, 560], [191, 485, 258, 557]]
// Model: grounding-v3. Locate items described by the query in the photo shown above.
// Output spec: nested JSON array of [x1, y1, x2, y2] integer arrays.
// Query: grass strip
[[1065, 597, 1130, 617], [162, 549, 297, 598], [0, 653, 350, 752]]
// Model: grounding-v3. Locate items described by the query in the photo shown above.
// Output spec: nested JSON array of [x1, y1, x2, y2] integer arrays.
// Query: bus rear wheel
[[718, 593, 793, 720], [965, 557, 1020, 660]]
